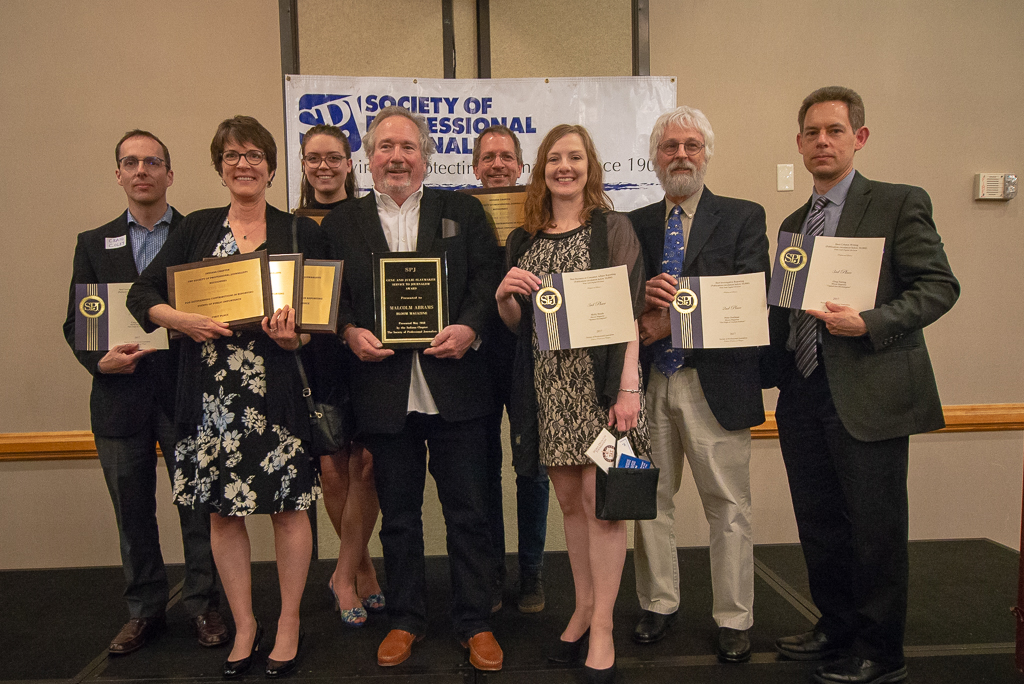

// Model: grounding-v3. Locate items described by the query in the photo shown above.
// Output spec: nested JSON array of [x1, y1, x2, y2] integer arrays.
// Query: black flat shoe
[[633, 610, 676, 644], [813, 656, 908, 684], [548, 628, 589, 664], [584, 661, 616, 684], [223, 622, 263, 679], [265, 629, 304, 678]]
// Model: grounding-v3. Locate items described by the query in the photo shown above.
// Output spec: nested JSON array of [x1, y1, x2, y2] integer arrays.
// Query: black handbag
[[294, 351, 353, 457], [595, 465, 660, 521]]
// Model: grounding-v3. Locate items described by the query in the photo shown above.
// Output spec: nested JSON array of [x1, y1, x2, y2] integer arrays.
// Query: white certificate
[[75, 283, 169, 350], [669, 274, 769, 349], [768, 233, 884, 312], [533, 265, 636, 350]]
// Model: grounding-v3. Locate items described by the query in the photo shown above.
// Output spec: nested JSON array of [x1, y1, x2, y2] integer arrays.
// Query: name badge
[[105, 235, 127, 249]]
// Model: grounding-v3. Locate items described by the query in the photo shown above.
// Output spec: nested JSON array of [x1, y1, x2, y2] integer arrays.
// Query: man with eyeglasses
[[470, 126, 550, 616], [628, 107, 769, 663], [63, 130, 225, 656]]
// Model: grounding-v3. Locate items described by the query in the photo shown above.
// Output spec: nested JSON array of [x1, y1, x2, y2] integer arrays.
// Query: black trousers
[[775, 365, 909, 665], [364, 412, 497, 639]]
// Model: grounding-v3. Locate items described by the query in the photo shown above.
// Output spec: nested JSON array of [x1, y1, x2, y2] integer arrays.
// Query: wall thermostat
[[974, 173, 1017, 200]]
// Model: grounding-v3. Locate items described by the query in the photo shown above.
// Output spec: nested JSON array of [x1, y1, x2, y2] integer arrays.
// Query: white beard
[[656, 158, 707, 199]]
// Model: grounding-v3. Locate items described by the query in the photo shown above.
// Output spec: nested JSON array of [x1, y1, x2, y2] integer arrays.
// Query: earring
[[221, 180, 227, 187], [267, 180, 273, 188]]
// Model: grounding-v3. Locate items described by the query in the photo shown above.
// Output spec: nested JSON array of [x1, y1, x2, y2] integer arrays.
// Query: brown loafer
[[461, 631, 503, 671], [192, 610, 230, 647], [377, 629, 424, 666], [109, 616, 165, 655]]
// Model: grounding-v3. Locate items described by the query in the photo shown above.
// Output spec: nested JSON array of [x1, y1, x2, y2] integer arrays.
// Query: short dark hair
[[798, 86, 865, 132], [210, 115, 277, 175], [298, 125, 357, 207], [472, 125, 523, 167], [115, 129, 171, 170]]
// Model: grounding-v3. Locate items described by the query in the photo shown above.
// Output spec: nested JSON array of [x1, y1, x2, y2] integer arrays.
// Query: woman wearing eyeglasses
[[297, 125, 386, 628], [127, 116, 326, 678]]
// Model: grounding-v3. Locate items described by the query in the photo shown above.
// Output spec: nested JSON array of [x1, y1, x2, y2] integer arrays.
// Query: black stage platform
[[2, 540, 1019, 683]]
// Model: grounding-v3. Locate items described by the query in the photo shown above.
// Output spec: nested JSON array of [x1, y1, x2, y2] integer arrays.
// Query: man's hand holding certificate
[[532, 265, 636, 351]]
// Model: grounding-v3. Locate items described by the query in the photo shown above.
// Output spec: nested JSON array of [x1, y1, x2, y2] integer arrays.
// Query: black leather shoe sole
[[813, 662, 907, 684], [718, 648, 752, 663]]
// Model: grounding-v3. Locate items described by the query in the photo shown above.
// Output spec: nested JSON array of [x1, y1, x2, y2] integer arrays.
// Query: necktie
[[654, 205, 686, 377], [794, 196, 829, 378]]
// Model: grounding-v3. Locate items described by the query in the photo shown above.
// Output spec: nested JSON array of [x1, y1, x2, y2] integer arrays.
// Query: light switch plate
[[777, 164, 794, 192]]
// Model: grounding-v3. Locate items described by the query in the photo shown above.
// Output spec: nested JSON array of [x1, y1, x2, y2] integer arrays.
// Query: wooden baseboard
[[1, 404, 1022, 461]]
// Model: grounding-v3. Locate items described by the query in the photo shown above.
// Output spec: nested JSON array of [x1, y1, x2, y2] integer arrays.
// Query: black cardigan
[[127, 204, 327, 441]]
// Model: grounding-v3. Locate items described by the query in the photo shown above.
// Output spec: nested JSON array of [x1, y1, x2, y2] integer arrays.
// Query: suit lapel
[[836, 171, 871, 238], [416, 187, 439, 254], [638, 199, 666, 271], [683, 189, 719, 273], [782, 200, 812, 234], [357, 193, 391, 254], [106, 211, 141, 278]]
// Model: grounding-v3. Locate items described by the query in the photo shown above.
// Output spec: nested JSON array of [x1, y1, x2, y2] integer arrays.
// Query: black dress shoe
[[813, 656, 908, 684], [633, 610, 676, 644], [717, 627, 751, 663], [223, 622, 263, 678], [265, 630, 304, 678], [548, 628, 589, 663], [776, 628, 844, 661], [583, 661, 616, 684]]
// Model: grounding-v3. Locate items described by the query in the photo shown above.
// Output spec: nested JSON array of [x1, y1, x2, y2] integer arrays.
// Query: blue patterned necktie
[[654, 205, 686, 377], [794, 196, 830, 378]]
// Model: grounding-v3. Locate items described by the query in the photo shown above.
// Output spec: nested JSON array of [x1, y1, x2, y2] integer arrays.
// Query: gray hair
[[363, 106, 436, 162], [648, 106, 715, 163]]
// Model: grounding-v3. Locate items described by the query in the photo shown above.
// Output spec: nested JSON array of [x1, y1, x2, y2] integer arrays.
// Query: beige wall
[[1, 0, 1021, 570]]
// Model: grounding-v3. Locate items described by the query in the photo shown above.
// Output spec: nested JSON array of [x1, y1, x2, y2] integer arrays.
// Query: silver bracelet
[[618, 387, 641, 394]]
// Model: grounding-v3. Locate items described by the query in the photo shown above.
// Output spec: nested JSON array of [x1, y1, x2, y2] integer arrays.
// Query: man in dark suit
[[766, 87, 959, 684], [628, 107, 769, 662], [63, 130, 224, 655], [472, 125, 550, 615], [322, 107, 504, 671]]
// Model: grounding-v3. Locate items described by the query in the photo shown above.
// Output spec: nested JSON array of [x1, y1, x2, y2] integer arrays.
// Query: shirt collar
[[374, 185, 424, 214], [811, 169, 856, 209], [126, 205, 173, 231], [664, 184, 704, 222]]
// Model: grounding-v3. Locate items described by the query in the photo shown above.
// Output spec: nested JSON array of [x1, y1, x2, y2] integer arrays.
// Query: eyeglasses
[[118, 156, 165, 171], [302, 154, 348, 168], [222, 150, 266, 165], [657, 140, 705, 157]]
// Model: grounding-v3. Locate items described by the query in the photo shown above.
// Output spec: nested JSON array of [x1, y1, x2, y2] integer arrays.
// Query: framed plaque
[[294, 208, 330, 225], [300, 259, 343, 333], [167, 250, 272, 329], [459, 186, 526, 246], [373, 252, 449, 348], [269, 254, 304, 323]]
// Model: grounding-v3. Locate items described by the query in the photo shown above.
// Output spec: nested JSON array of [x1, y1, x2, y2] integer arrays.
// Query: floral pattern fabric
[[171, 226, 321, 515], [518, 226, 651, 467]]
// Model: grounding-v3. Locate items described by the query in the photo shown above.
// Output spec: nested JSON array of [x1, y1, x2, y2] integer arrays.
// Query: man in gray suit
[[764, 87, 959, 684]]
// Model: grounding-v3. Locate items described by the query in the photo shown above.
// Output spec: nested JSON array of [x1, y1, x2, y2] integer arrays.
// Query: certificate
[[533, 265, 636, 351], [459, 186, 526, 246], [374, 252, 449, 348], [299, 259, 343, 333], [75, 283, 169, 350], [269, 254, 304, 321], [167, 250, 272, 328], [668, 274, 769, 349], [768, 233, 884, 312]]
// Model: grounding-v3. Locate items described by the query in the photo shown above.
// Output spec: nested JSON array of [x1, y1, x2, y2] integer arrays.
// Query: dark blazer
[[630, 188, 770, 431], [126, 204, 327, 439], [323, 188, 501, 434], [763, 172, 960, 442], [63, 209, 183, 437]]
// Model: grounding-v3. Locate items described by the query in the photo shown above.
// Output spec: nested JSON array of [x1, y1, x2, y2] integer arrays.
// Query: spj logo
[[672, 288, 698, 314], [298, 94, 363, 151], [536, 287, 563, 314], [80, 295, 105, 318], [780, 246, 808, 272]]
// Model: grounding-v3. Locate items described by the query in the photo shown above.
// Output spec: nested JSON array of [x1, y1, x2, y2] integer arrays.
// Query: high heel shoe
[[265, 629, 304, 678], [583, 661, 616, 684], [361, 593, 386, 613], [223, 621, 263, 678], [329, 578, 367, 627], [548, 628, 589, 664]]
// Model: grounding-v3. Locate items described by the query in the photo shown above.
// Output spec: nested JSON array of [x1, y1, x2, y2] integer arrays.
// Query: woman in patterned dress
[[127, 116, 325, 677], [496, 125, 649, 684]]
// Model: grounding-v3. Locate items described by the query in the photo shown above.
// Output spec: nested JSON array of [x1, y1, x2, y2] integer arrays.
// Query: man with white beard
[[628, 106, 770, 663]]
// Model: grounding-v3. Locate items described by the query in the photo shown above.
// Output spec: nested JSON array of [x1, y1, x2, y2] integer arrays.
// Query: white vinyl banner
[[283, 75, 677, 213]]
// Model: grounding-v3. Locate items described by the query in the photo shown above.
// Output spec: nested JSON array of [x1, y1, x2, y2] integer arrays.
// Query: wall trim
[[2, 404, 1021, 461]]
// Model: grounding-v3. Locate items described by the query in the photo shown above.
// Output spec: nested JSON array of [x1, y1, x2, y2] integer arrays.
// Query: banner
[[284, 75, 677, 213]]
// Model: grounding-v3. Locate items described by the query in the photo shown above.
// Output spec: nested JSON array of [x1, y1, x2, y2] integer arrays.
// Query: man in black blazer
[[628, 107, 769, 663], [322, 108, 503, 671], [765, 88, 959, 684], [63, 131, 224, 655]]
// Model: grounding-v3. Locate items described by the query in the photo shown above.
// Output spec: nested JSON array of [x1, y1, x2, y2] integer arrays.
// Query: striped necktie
[[654, 205, 686, 376], [793, 196, 829, 378]]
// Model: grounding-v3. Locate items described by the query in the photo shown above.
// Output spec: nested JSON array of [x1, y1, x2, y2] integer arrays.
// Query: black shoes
[[265, 630, 305, 678], [583, 661, 616, 684], [813, 656, 908, 684], [717, 627, 751, 663], [518, 571, 545, 613], [776, 628, 844, 661], [632, 610, 676, 644], [223, 622, 263, 678], [548, 628, 589, 663]]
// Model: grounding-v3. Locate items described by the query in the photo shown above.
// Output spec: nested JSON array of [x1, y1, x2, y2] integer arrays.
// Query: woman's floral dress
[[171, 224, 321, 515]]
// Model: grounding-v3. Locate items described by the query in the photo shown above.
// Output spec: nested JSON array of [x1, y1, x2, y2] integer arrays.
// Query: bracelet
[[618, 387, 641, 394]]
